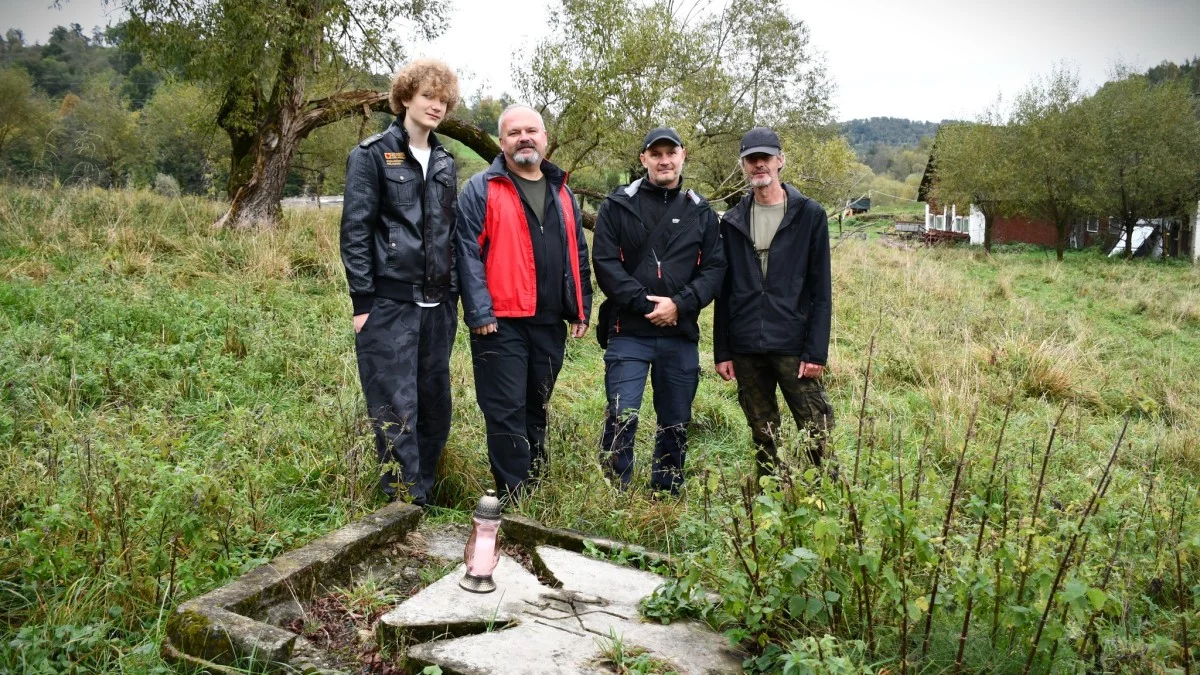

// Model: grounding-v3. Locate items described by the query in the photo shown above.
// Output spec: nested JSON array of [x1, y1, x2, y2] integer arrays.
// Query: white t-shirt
[[410, 145, 432, 178], [409, 144, 438, 308]]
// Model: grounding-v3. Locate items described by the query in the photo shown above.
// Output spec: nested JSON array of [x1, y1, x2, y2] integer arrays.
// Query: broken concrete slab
[[532, 546, 662, 607], [379, 555, 542, 643], [164, 501, 422, 672], [381, 545, 742, 675], [502, 514, 677, 571]]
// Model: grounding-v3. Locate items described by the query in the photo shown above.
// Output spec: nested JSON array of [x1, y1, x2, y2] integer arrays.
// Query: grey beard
[[749, 175, 774, 188], [512, 149, 541, 166]]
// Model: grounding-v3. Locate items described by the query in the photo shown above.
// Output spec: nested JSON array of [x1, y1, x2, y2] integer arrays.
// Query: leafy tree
[[519, 0, 838, 208], [1010, 67, 1093, 261], [1082, 73, 1200, 258], [1146, 57, 1200, 96], [135, 80, 230, 195], [67, 76, 138, 187], [929, 116, 1018, 253], [0, 68, 42, 160], [118, 0, 456, 228], [458, 92, 514, 137], [782, 131, 862, 209], [0, 24, 126, 99], [860, 136, 934, 180]]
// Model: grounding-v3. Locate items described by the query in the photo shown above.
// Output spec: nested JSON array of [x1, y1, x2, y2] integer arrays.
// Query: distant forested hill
[[840, 117, 945, 154], [1146, 57, 1199, 94]]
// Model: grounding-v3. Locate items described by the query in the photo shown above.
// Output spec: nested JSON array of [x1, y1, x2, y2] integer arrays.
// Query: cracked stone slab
[[165, 502, 423, 671], [502, 514, 677, 570], [380, 545, 742, 674]]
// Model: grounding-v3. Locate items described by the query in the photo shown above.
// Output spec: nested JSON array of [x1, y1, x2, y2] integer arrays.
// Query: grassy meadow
[[1, 187, 1198, 673]]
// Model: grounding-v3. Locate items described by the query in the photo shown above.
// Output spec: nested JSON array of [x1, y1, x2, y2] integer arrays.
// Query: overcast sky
[[4, 0, 1198, 122]]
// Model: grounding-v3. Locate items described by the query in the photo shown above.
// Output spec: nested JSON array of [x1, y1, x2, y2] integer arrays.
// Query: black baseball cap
[[642, 127, 683, 151], [739, 127, 782, 158]]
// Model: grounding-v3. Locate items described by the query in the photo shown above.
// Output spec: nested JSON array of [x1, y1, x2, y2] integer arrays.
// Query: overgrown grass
[[0, 186, 1196, 672]]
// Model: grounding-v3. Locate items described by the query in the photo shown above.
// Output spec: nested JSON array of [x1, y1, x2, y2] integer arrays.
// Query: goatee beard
[[513, 150, 541, 166]]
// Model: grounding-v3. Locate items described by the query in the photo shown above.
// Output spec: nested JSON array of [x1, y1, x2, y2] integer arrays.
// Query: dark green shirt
[[512, 174, 549, 229], [510, 172, 563, 323]]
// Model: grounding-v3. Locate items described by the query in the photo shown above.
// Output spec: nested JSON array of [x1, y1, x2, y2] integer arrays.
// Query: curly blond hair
[[389, 59, 460, 116]]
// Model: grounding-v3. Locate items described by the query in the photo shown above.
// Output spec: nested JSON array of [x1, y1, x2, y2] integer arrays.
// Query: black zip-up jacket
[[592, 178, 726, 343], [714, 183, 832, 365], [340, 118, 457, 315]]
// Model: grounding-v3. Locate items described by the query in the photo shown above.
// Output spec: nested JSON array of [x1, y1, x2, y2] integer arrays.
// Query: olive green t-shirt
[[751, 199, 787, 276], [512, 174, 549, 229]]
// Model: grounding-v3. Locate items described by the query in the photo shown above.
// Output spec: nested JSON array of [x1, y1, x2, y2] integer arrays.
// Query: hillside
[[840, 116, 945, 153]]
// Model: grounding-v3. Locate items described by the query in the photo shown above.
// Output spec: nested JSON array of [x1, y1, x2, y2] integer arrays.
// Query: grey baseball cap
[[739, 127, 782, 158]]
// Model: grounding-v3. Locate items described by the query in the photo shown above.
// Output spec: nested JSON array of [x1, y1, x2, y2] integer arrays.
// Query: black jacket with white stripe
[[591, 178, 726, 343]]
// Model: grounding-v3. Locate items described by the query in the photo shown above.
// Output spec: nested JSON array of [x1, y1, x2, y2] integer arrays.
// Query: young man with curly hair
[[340, 59, 461, 505]]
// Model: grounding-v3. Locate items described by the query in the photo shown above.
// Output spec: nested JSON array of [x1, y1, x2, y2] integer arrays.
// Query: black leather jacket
[[340, 118, 458, 315]]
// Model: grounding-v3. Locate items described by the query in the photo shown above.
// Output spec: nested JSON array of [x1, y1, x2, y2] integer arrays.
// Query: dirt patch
[[279, 521, 469, 673]]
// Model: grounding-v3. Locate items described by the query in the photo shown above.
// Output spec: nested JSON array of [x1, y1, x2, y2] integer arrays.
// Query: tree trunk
[[1125, 221, 1137, 259], [214, 116, 300, 229], [213, 86, 501, 230], [217, 78, 264, 200], [215, 83, 305, 230], [981, 203, 995, 254], [1056, 223, 1067, 261]]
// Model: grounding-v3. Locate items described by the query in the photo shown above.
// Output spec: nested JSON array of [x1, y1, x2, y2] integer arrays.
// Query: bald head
[[498, 104, 544, 136]]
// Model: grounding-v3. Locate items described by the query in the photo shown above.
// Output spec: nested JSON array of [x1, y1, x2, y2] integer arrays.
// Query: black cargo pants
[[732, 354, 835, 476], [469, 318, 566, 502], [354, 297, 457, 505]]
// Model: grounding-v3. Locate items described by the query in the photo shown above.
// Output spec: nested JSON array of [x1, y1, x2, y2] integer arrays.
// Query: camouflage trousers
[[355, 297, 457, 505], [732, 354, 835, 476]]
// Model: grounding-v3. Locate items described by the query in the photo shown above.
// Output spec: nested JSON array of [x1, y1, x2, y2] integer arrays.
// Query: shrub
[[152, 173, 181, 198]]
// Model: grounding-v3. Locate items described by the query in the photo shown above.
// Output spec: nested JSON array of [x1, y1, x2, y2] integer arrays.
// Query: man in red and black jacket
[[455, 104, 592, 502]]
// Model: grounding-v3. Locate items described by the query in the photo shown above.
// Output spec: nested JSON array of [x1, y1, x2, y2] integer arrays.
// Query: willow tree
[[116, 0, 496, 229], [519, 0, 839, 208]]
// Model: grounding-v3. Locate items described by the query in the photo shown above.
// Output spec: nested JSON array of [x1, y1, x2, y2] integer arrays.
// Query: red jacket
[[456, 155, 592, 328]]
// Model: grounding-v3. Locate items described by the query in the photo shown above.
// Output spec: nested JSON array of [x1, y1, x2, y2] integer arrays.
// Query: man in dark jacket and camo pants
[[340, 60, 460, 505], [593, 127, 726, 495], [714, 127, 835, 478]]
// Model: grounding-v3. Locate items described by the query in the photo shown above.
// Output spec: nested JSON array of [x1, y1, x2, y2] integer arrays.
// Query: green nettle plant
[[643, 381, 1195, 673]]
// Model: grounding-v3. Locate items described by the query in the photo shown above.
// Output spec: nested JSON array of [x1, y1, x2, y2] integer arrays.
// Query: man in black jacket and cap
[[592, 127, 726, 495], [714, 126, 835, 478], [340, 59, 460, 505]]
